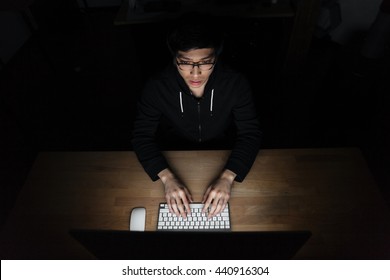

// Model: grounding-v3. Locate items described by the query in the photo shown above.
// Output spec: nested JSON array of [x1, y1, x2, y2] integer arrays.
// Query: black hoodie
[[131, 62, 262, 182]]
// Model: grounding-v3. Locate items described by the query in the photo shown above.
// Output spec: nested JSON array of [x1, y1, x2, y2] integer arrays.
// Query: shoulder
[[146, 64, 176, 84], [143, 64, 180, 93], [213, 63, 251, 89], [215, 61, 248, 79]]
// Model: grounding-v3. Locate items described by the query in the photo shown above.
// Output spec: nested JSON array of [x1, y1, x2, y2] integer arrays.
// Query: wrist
[[158, 168, 175, 184], [220, 169, 236, 184]]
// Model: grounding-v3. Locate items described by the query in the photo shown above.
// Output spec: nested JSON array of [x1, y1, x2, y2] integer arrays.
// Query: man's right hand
[[158, 168, 193, 218]]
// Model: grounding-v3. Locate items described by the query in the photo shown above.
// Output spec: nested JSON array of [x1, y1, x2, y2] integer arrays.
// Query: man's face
[[176, 48, 216, 93]]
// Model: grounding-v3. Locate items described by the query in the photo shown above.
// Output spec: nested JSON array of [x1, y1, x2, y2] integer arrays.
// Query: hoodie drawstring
[[179, 89, 214, 116], [210, 89, 214, 116], [179, 91, 184, 116]]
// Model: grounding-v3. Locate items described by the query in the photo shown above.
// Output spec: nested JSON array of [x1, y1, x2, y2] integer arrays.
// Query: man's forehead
[[177, 48, 215, 59]]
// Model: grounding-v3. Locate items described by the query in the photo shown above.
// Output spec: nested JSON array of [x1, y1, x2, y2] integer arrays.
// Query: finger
[[202, 186, 212, 203], [220, 201, 227, 214], [184, 188, 194, 203], [167, 197, 174, 214], [171, 198, 181, 217], [203, 192, 215, 214], [175, 189, 190, 216], [212, 200, 225, 217], [202, 187, 213, 212], [208, 195, 223, 218], [176, 199, 187, 219], [182, 188, 192, 212], [182, 197, 191, 217], [208, 200, 218, 218]]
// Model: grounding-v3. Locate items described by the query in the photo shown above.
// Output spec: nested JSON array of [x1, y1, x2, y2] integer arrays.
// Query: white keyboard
[[157, 202, 231, 231]]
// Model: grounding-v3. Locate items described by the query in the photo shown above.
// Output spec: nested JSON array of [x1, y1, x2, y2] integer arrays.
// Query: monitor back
[[69, 229, 311, 260]]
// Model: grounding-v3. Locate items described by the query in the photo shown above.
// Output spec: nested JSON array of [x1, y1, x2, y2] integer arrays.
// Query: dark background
[[1, 1, 389, 228]]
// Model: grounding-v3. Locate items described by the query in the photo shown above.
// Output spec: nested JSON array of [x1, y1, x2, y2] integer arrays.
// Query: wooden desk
[[1, 148, 390, 259]]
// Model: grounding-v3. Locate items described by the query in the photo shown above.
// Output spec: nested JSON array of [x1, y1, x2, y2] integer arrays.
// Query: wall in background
[[330, 0, 382, 44], [76, 0, 122, 8], [0, 10, 32, 67]]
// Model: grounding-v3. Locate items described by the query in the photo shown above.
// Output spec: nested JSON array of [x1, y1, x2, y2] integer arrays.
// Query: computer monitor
[[69, 229, 311, 260]]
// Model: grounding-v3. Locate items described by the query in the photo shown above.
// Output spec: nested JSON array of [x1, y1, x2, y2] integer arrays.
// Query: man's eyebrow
[[177, 54, 215, 60]]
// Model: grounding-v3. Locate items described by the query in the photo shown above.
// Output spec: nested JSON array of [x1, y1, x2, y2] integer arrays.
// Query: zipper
[[197, 101, 202, 142]]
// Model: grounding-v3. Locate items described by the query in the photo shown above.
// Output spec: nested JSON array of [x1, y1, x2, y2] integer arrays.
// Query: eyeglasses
[[176, 60, 215, 71]]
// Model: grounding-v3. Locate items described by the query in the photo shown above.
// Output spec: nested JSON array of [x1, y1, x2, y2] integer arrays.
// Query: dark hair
[[166, 12, 224, 57]]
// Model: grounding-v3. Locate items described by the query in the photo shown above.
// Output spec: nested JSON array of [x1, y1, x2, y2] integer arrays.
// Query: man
[[131, 14, 262, 218]]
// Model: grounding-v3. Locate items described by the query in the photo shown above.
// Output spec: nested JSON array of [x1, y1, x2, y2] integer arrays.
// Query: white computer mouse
[[129, 207, 146, 231]]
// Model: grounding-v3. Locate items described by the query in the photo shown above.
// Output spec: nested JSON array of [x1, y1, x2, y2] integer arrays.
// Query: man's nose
[[190, 65, 201, 76]]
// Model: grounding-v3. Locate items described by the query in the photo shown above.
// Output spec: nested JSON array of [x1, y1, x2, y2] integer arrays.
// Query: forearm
[[132, 140, 169, 181], [229, 78, 262, 182], [132, 120, 168, 181], [225, 130, 261, 182]]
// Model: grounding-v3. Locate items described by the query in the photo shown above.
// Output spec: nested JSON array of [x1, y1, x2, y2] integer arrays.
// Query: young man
[[131, 15, 262, 218]]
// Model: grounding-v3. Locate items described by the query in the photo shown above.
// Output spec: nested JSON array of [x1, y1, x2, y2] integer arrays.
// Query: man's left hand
[[202, 169, 236, 218]]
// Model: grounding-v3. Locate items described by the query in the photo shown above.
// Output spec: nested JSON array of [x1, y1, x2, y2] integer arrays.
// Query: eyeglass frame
[[175, 58, 216, 71]]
